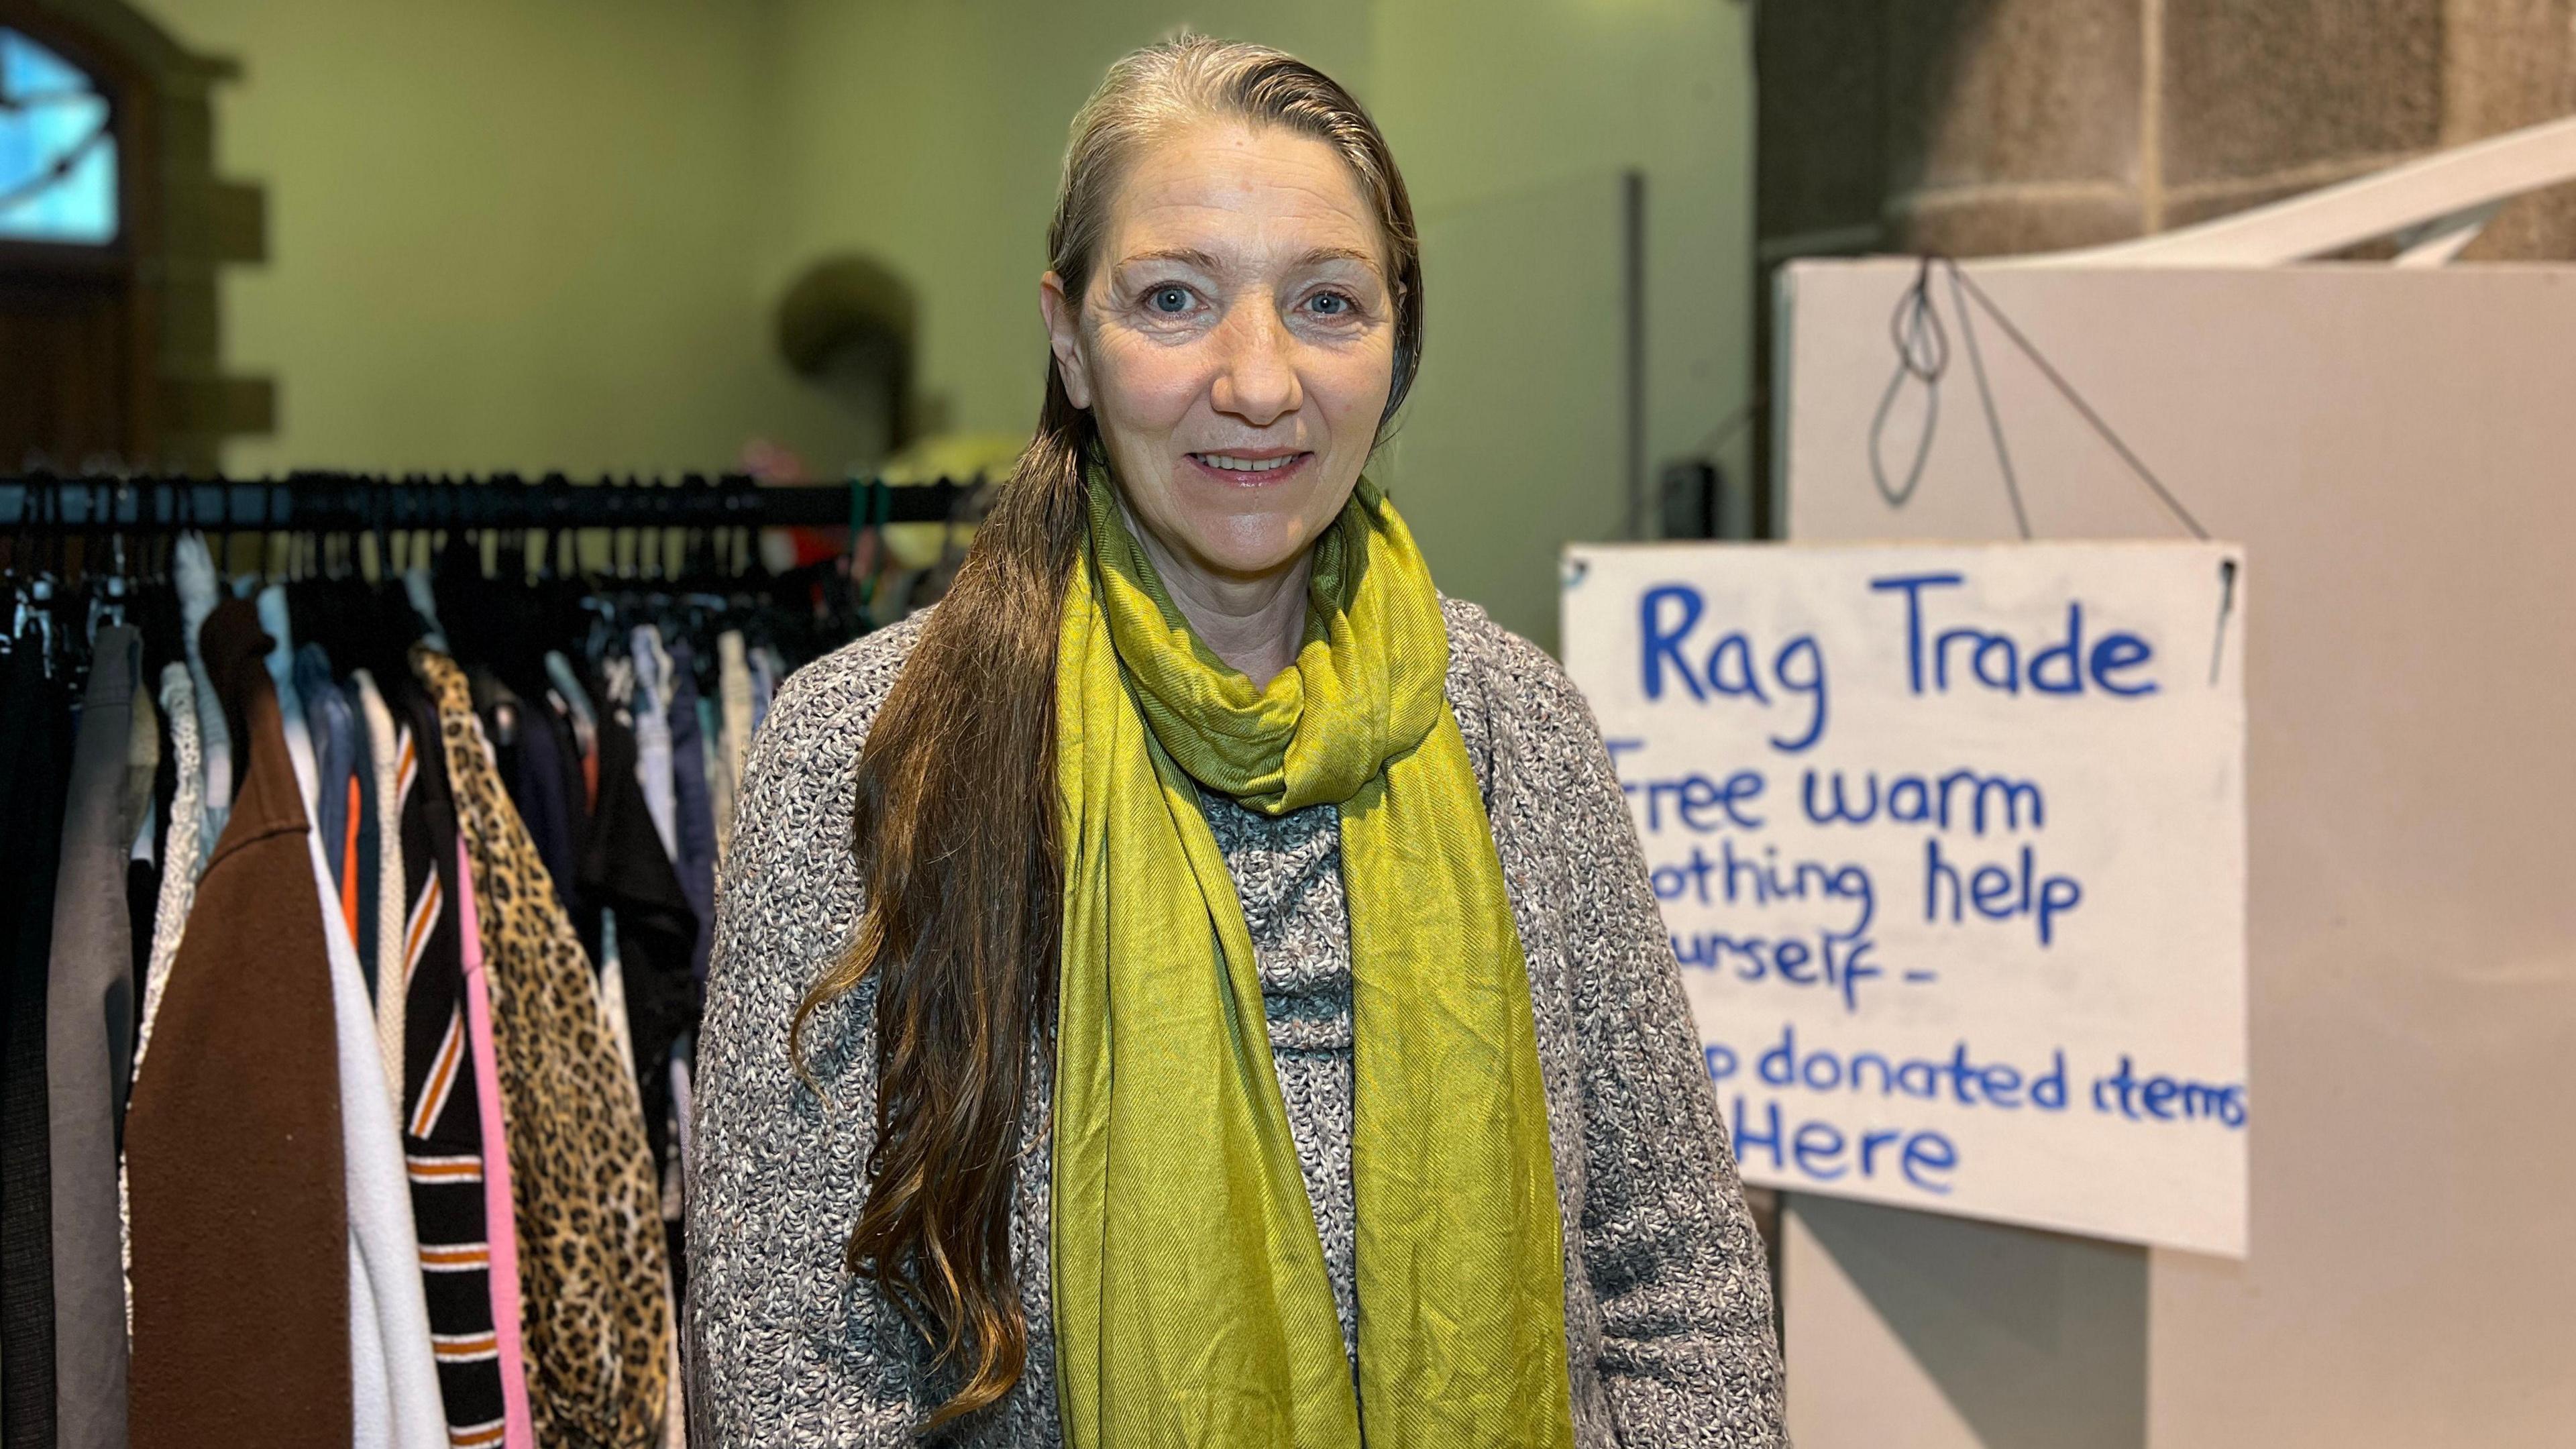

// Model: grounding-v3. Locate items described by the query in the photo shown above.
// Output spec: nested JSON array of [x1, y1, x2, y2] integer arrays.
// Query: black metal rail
[[0, 472, 982, 532]]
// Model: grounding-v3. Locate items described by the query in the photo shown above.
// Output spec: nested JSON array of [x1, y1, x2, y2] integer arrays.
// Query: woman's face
[[1042, 121, 1399, 587]]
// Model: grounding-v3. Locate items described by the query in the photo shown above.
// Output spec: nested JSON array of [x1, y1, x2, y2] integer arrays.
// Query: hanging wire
[[1866, 255, 2212, 543], [1869, 256, 1949, 511], [1940, 259, 2211, 541], [1944, 263, 2034, 540]]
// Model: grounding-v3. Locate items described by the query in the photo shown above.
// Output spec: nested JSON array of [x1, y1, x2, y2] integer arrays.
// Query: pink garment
[[457, 840, 539, 1449]]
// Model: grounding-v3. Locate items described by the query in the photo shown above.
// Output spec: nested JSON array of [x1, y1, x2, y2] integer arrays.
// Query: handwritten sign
[[1562, 543, 2247, 1255]]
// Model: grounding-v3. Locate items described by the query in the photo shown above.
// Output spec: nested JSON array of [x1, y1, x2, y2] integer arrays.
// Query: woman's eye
[[1148, 285, 1193, 314], [1307, 290, 1353, 317]]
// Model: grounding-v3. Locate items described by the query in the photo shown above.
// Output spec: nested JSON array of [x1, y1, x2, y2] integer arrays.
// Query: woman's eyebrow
[[1293, 246, 1379, 269], [1115, 245, 1381, 273], [1116, 246, 1225, 272]]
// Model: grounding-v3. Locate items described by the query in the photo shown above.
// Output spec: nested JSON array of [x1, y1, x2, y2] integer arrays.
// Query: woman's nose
[[1209, 305, 1302, 425]]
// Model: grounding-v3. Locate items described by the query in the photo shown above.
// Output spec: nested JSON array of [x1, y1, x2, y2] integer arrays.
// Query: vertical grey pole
[[1623, 168, 1648, 540]]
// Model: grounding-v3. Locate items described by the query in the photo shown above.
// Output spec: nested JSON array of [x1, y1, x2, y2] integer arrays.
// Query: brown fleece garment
[[126, 597, 351, 1448]]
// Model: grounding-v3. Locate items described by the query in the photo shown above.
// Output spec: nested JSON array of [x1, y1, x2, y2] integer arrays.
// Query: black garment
[[394, 682, 508, 1442], [125, 857, 158, 1100], [476, 669, 582, 924], [575, 706, 698, 1202], [537, 692, 591, 955], [0, 641, 76, 1449], [662, 641, 717, 989], [49, 624, 144, 1449], [513, 690, 580, 920]]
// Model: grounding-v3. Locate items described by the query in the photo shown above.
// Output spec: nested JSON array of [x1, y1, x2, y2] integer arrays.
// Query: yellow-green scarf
[[1051, 465, 1574, 1447]]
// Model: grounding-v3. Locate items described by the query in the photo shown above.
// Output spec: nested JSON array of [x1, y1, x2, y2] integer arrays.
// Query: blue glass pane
[[0, 28, 119, 245]]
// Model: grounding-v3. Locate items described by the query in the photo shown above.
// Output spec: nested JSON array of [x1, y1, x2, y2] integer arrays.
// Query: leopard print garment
[[418, 649, 672, 1448]]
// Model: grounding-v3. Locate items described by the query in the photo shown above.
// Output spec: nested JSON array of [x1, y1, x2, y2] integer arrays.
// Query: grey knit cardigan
[[686, 600, 1787, 1447]]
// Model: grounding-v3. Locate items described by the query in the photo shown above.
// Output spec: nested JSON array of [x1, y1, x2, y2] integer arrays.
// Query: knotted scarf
[[1051, 465, 1574, 1447]]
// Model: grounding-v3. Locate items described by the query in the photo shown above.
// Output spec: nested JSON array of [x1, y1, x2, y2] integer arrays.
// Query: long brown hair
[[788, 34, 1426, 1425]]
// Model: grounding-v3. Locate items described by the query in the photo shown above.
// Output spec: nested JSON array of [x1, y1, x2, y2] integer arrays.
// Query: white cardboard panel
[[1776, 259, 2576, 1448], [1564, 540, 2247, 1255]]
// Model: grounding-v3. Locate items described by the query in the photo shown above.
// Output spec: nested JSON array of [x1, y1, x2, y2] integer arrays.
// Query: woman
[[691, 35, 1785, 1448]]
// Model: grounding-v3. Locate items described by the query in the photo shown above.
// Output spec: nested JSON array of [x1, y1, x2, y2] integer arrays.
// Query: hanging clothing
[[402, 570, 449, 655], [121, 844, 157, 1075], [1, 633, 74, 1449], [351, 697, 383, 987], [125, 663, 203, 1338], [45, 625, 145, 1449], [473, 671, 582, 926], [284, 695, 447, 1449], [515, 690, 584, 922], [576, 704, 698, 1296], [627, 628, 679, 863], [260, 586, 314, 802], [419, 649, 671, 1449], [594, 915, 641, 1090], [120, 682, 162, 1091], [454, 839, 537, 1449], [132, 663, 204, 1079], [544, 651, 599, 812], [696, 693, 729, 867], [747, 645, 777, 739], [353, 671, 407, 1103], [665, 1036, 697, 1300], [714, 629, 753, 859], [122, 674, 162, 868], [297, 643, 357, 897], [127, 596, 352, 1449], [0, 481, 954, 1449], [392, 690, 517, 1449], [173, 535, 232, 857], [537, 694, 590, 903], [663, 640, 718, 987]]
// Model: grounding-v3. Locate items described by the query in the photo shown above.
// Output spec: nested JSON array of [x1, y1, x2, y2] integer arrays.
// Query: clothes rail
[[0, 471, 979, 533]]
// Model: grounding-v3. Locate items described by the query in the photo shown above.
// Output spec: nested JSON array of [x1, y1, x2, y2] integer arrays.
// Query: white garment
[[288, 708, 447, 1449], [629, 626, 679, 863], [123, 664, 205, 1335], [172, 535, 231, 857], [352, 670, 409, 1109], [131, 665, 203, 1081], [715, 630, 754, 859]]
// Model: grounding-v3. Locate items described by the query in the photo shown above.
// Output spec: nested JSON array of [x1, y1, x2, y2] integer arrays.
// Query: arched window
[[0, 25, 118, 245]]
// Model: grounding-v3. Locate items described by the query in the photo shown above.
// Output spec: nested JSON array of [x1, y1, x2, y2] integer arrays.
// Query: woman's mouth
[[1185, 451, 1313, 485]]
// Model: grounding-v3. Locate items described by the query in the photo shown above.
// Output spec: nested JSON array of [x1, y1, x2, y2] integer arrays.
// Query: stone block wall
[[1758, 0, 2576, 262], [29, 0, 272, 472]]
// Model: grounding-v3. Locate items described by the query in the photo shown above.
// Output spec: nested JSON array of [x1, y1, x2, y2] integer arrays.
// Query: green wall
[[1368, 0, 1758, 525], [150, 0, 1753, 640], [758, 0, 1753, 460], [149, 0, 841, 476]]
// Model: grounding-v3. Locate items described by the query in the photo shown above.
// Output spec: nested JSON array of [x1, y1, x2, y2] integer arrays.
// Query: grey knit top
[[686, 600, 1787, 1447]]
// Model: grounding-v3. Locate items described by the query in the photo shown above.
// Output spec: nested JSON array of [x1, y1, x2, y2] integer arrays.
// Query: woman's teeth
[[1194, 453, 1300, 472]]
